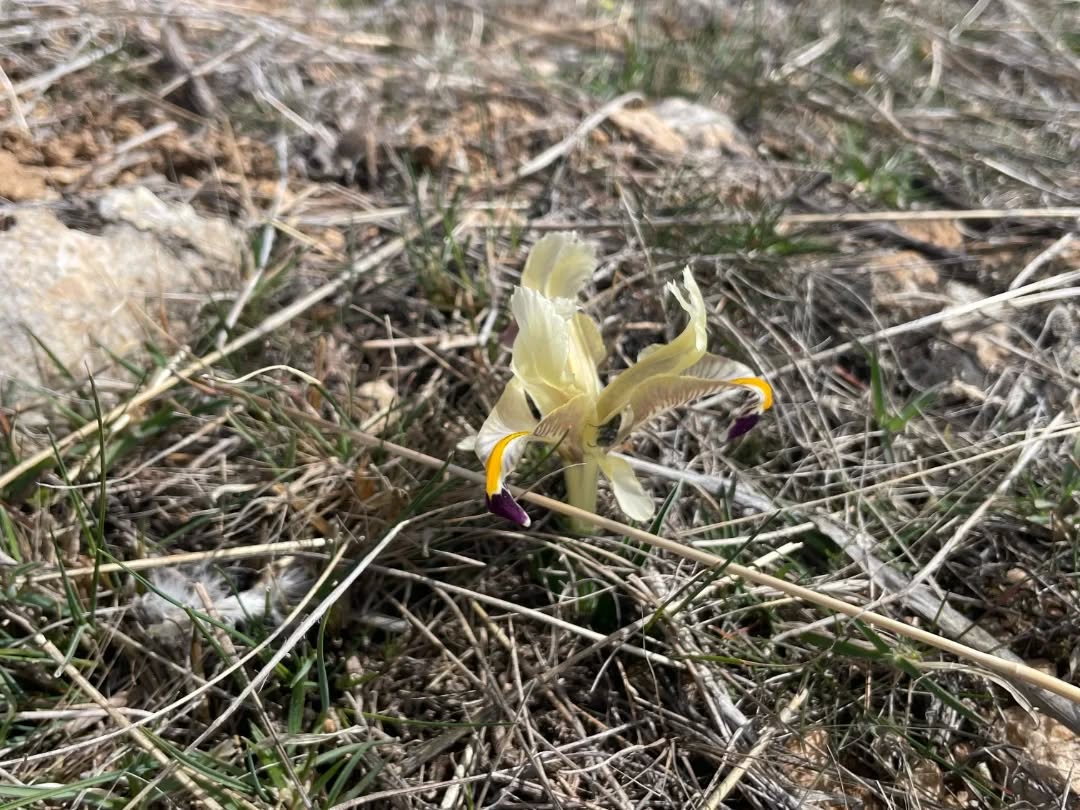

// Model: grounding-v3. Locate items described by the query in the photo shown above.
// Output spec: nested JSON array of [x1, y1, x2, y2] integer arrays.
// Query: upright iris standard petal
[[518, 233, 605, 399], [567, 312, 604, 398], [509, 286, 579, 414], [521, 232, 597, 300], [594, 268, 709, 425], [572, 312, 606, 366]]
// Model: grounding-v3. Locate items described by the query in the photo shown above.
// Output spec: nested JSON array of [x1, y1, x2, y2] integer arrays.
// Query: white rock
[[0, 188, 242, 401], [651, 97, 754, 157]]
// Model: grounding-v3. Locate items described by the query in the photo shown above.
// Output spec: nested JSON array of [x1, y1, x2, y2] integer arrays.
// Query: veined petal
[[598, 455, 654, 522], [533, 393, 594, 460], [479, 391, 593, 527], [572, 312, 606, 366], [510, 286, 577, 412], [690, 354, 774, 439], [521, 232, 597, 300], [683, 353, 754, 384], [609, 352, 774, 443], [595, 268, 709, 424], [475, 381, 538, 527]]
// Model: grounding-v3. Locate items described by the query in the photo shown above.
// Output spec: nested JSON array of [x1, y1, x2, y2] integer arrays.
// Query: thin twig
[[1009, 232, 1076, 289], [515, 92, 642, 180], [0, 539, 354, 770], [3, 611, 240, 810], [216, 132, 289, 349], [0, 61, 29, 132], [737, 269, 1080, 391], [179, 521, 409, 752], [622, 444, 1080, 732], [704, 688, 809, 808], [475, 207, 1080, 230], [905, 412, 1066, 593], [13, 41, 122, 97], [159, 22, 220, 117]]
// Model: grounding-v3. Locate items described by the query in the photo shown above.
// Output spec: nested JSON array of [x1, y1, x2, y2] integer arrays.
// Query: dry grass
[[1, 1, 1079, 808]]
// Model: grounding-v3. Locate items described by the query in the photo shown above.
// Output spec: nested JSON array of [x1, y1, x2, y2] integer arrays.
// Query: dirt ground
[[1, 1, 1079, 808]]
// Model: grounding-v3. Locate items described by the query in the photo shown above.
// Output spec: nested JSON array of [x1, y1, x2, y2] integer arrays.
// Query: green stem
[[563, 456, 599, 534]]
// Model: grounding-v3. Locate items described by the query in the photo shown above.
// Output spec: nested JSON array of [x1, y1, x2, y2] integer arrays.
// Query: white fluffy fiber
[[135, 563, 308, 631]]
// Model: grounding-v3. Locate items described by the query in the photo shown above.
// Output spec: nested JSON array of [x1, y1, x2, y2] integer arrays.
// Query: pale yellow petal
[[683, 353, 754, 382], [510, 286, 576, 412], [532, 393, 594, 461], [521, 232, 597, 300], [595, 267, 708, 423], [474, 378, 538, 466], [566, 312, 604, 397], [477, 386, 595, 527], [483, 430, 536, 527], [686, 353, 774, 412], [599, 455, 654, 522], [572, 312, 606, 366], [609, 352, 774, 442]]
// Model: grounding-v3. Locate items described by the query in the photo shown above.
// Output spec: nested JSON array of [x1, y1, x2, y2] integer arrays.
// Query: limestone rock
[[608, 107, 687, 155], [0, 187, 243, 402], [1001, 707, 1080, 793], [609, 98, 753, 158], [98, 186, 241, 268], [650, 97, 753, 157]]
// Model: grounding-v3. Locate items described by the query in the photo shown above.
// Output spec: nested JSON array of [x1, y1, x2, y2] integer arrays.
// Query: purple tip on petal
[[486, 489, 531, 527], [726, 413, 760, 441]]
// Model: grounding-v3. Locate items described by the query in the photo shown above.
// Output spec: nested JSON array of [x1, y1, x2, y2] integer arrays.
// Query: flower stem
[[563, 456, 599, 534]]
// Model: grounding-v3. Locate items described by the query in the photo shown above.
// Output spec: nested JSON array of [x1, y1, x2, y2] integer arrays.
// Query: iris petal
[[521, 232, 597, 300], [599, 455, 654, 522], [604, 353, 774, 443], [478, 393, 595, 527], [595, 268, 708, 424], [474, 378, 538, 465], [510, 286, 578, 414], [533, 393, 595, 460], [484, 430, 535, 527], [567, 313, 605, 397]]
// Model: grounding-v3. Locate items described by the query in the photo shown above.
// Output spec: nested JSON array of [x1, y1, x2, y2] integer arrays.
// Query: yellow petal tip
[[485, 431, 532, 496], [729, 377, 774, 411]]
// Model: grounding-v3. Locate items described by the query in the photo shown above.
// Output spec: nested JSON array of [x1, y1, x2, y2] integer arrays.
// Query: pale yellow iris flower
[[472, 233, 773, 527]]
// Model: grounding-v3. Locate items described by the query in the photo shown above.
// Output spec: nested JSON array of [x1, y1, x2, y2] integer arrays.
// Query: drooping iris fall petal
[[594, 268, 709, 424], [598, 455, 655, 522], [610, 353, 774, 444], [480, 392, 595, 528], [474, 378, 538, 465]]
